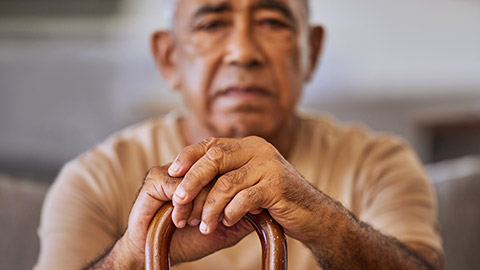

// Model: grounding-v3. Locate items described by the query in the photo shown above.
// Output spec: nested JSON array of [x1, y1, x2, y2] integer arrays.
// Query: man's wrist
[[117, 232, 145, 269], [300, 191, 352, 253]]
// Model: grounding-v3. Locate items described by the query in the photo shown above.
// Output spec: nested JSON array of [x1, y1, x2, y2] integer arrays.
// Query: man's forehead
[[177, 0, 303, 16], [168, 0, 310, 32], [179, 0, 294, 6]]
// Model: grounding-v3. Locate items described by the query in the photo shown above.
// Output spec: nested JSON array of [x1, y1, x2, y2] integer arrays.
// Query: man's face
[[168, 0, 313, 138]]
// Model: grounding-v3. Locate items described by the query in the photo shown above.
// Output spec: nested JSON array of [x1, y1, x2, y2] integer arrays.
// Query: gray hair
[[163, 0, 310, 31]]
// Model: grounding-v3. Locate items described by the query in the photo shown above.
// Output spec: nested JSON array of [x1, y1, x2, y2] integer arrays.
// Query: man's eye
[[196, 20, 228, 31], [258, 19, 289, 29]]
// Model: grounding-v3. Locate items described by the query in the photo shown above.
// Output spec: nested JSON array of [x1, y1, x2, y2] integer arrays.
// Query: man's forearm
[[305, 192, 442, 270], [84, 236, 143, 270]]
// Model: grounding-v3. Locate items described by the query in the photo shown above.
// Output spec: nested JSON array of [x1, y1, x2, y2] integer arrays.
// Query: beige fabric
[[35, 112, 442, 270]]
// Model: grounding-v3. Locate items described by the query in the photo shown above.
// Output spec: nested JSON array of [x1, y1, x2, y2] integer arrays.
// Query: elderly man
[[35, 0, 443, 269]]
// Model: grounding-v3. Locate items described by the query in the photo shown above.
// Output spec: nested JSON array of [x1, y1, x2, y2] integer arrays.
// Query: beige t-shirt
[[35, 112, 442, 269]]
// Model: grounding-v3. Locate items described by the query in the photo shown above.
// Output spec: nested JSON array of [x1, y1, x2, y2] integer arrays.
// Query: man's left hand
[[168, 136, 326, 245]]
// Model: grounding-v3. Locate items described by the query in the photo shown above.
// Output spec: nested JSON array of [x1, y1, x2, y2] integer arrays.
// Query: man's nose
[[224, 25, 264, 68]]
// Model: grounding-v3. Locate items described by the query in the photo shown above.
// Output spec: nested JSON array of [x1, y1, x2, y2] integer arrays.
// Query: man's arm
[[84, 165, 254, 269], [301, 185, 443, 269], [167, 136, 444, 269], [84, 234, 143, 270]]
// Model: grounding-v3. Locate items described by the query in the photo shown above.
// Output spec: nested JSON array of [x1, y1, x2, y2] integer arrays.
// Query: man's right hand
[[119, 165, 254, 267]]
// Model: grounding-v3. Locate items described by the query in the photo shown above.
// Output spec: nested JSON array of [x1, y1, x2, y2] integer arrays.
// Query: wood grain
[[145, 202, 287, 270]]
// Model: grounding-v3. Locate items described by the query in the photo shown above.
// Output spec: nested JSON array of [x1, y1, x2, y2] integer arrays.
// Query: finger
[[171, 201, 192, 228], [173, 180, 216, 228], [222, 184, 271, 227], [199, 165, 261, 234], [127, 166, 182, 247], [168, 137, 217, 177], [249, 208, 263, 215], [188, 184, 211, 226], [131, 166, 179, 219], [173, 140, 253, 205]]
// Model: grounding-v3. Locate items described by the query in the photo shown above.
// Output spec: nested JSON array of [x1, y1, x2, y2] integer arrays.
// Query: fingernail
[[222, 219, 230, 227], [175, 185, 186, 200], [178, 220, 186, 228], [168, 162, 180, 175], [189, 218, 200, 226], [200, 221, 208, 233]]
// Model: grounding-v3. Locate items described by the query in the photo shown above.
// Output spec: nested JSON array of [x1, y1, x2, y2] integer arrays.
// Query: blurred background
[[0, 0, 479, 269]]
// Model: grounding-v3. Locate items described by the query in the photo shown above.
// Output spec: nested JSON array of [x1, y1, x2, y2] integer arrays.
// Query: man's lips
[[212, 86, 273, 101]]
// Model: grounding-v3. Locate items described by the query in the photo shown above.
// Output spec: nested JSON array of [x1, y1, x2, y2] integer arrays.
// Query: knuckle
[[239, 187, 261, 208], [215, 174, 235, 193], [184, 168, 212, 190], [205, 196, 216, 208], [245, 136, 278, 155], [147, 165, 161, 174], [217, 142, 239, 155], [177, 204, 191, 215], [144, 166, 181, 193], [224, 206, 236, 221], [164, 175, 180, 187], [201, 137, 218, 148], [143, 166, 162, 182], [174, 205, 193, 222], [215, 166, 248, 193], [206, 146, 224, 164], [177, 140, 208, 162], [270, 159, 284, 172], [245, 135, 265, 144], [246, 188, 261, 204], [184, 169, 202, 185], [239, 165, 252, 177], [264, 141, 278, 154]]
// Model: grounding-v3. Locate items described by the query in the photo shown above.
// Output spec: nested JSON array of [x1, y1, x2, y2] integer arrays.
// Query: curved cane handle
[[145, 202, 287, 270]]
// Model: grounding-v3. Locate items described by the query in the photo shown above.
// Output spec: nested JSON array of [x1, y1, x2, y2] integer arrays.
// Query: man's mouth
[[213, 86, 273, 101]]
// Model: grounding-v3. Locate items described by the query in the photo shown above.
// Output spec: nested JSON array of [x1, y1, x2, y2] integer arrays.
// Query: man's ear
[[305, 25, 325, 82], [151, 30, 181, 90]]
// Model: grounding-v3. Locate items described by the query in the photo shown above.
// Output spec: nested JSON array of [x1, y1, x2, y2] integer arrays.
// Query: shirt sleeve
[[353, 135, 443, 252], [34, 151, 124, 270]]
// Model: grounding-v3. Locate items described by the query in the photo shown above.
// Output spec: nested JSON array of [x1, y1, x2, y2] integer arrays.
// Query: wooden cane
[[145, 202, 287, 270]]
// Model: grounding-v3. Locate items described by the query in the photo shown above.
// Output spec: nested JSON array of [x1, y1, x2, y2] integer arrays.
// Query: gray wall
[[1, 0, 479, 181]]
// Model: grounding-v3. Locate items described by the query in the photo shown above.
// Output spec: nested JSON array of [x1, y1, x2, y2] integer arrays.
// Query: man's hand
[[168, 136, 326, 244], [88, 137, 442, 270], [115, 165, 253, 268], [166, 136, 444, 270]]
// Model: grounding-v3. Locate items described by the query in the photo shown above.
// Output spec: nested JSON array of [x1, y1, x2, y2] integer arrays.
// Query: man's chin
[[210, 112, 278, 139]]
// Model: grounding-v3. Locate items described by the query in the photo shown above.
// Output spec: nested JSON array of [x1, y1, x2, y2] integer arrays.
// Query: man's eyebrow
[[193, 2, 232, 20], [254, 0, 296, 24]]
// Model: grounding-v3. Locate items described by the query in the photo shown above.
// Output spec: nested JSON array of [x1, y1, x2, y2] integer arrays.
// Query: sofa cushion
[[427, 156, 480, 270], [0, 175, 48, 270]]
